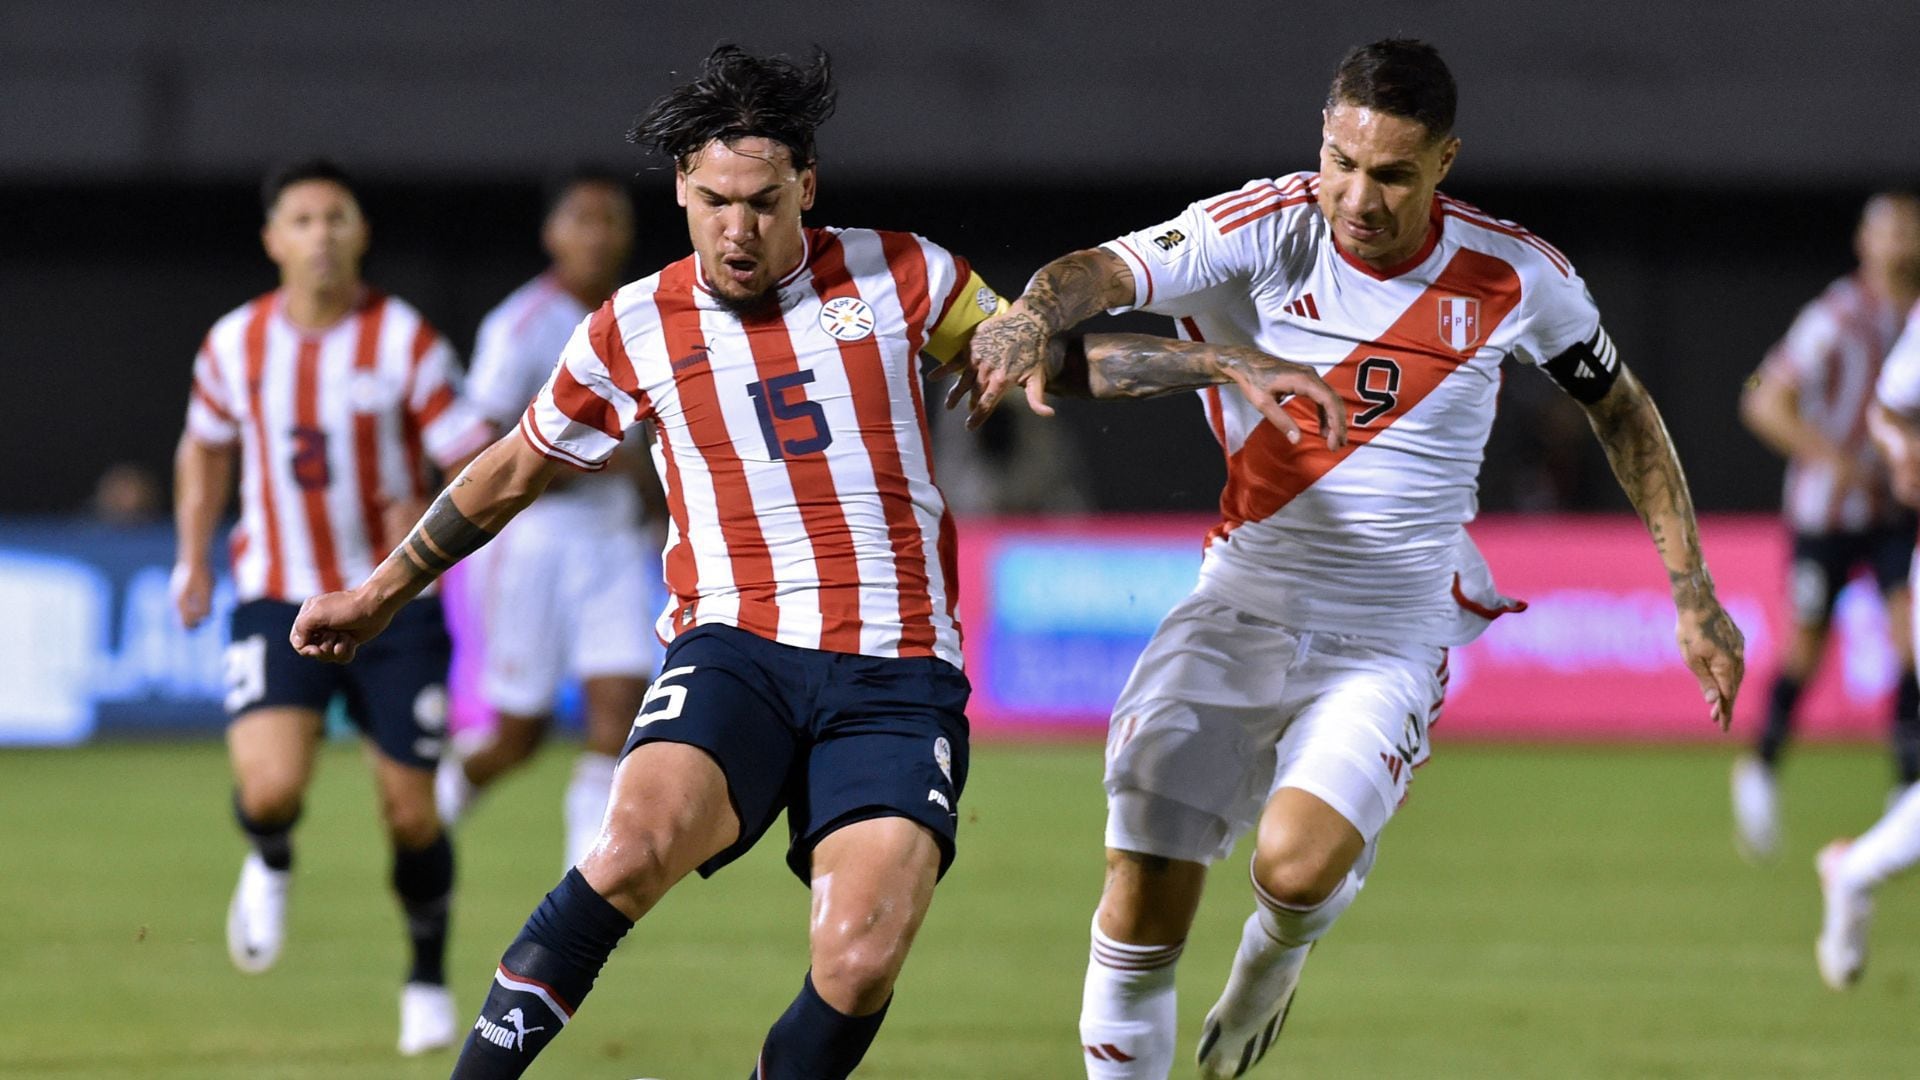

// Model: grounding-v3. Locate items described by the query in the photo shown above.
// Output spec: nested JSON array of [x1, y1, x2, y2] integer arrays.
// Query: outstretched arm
[[1582, 364, 1745, 728], [964, 248, 1137, 427], [170, 433, 236, 629], [290, 433, 563, 662]]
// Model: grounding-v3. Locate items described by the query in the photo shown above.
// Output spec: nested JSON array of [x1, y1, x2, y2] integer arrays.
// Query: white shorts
[[471, 505, 660, 717], [1104, 593, 1448, 865]]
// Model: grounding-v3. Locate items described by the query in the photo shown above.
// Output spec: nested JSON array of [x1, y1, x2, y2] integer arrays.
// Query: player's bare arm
[[1740, 367, 1859, 487], [170, 432, 236, 629], [1583, 365, 1745, 728], [965, 247, 1135, 427], [290, 434, 563, 662], [1051, 333, 1349, 449]]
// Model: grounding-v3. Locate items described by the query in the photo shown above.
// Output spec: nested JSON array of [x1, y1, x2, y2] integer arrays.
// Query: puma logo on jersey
[[1283, 294, 1321, 319], [474, 1008, 545, 1052], [670, 345, 710, 371], [927, 789, 951, 812]]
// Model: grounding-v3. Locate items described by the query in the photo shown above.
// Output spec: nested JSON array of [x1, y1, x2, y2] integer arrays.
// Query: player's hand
[[932, 348, 981, 415], [1216, 348, 1349, 450], [290, 588, 393, 664], [170, 560, 215, 630], [1676, 598, 1744, 731], [965, 310, 1054, 429]]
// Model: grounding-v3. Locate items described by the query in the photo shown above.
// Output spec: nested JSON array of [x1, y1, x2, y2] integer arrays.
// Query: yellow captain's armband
[[924, 270, 1007, 363]]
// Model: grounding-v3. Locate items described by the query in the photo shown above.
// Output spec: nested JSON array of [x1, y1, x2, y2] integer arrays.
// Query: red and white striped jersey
[[185, 289, 492, 603], [1103, 173, 1600, 646], [1759, 275, 1909, 534], [521, 226, 1001, 668]]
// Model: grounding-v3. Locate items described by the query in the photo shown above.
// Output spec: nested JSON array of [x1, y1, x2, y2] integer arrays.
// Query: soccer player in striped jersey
[[1733, 193, 1920, 862], [1820, 295, 1920, 989], [289, 46, 1336, 1080], [437, 166, 666, 868], [170, 159, 491, 1055], [966, 39, 1746, 1079]]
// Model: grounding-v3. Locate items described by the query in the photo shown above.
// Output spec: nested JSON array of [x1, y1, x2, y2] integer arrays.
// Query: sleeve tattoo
[[395, 481, 497, 578]]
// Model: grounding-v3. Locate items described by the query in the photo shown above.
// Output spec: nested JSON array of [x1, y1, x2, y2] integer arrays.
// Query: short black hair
[[627, 45, 837, 171], [1327, 39, 1457, 140], [542, 164, 633, 219], [260, 157, 357, 216]]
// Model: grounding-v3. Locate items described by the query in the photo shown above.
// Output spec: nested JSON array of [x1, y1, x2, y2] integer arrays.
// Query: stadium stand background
[[4, 1, 1918, 515]]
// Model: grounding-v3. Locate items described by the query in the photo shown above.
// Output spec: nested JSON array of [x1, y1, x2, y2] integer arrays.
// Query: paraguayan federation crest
[[819, 296, 876, 342], [1437, 296, 1480, 351]]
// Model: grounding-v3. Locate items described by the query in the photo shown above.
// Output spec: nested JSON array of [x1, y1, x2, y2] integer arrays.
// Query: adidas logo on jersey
[[1283, 294, 1321, 319]]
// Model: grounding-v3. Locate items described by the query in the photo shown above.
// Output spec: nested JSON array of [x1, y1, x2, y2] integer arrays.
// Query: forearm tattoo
[[1021, 250, 1128, 336], [395, 482, 496, 578], [1072, 334, 1228, 399]]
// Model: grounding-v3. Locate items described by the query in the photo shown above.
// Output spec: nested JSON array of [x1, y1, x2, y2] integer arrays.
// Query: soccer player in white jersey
[[1733, 194, 1920, 861], [1821, 294, 1920, 989], [966, 39, 1748, 1079], [439, 166, 665, 867], [287, 46, 1334, 1080], [170, 159, 491, 1055]]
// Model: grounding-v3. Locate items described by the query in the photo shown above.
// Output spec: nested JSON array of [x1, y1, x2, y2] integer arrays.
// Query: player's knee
[[494, 716, 549, 763], [381, 796, 441, 850], [236, 775, 304, 825], [811, 933, 905, 1015], [579, 827, 678, 909], [1252, 843, 1349, 908]]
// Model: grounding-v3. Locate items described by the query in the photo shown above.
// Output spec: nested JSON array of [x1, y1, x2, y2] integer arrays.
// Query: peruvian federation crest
[[819, 295, 876, 342], [1438, 296, 1480, 351]]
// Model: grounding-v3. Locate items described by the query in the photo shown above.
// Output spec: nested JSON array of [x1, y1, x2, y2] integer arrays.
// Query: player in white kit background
[[1824, 290, 1920, 990], [170, 159, 491, 1055], [966, 39, 1747, 1079], [1732, 193, 1920, 862], [439, 166, 665, 868]]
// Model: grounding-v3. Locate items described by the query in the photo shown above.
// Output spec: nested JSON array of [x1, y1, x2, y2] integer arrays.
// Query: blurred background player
[[1733, 193, 1920, 861], [968, 39, 1745, 1079], [170, 159, 490, 1056], [1819, 287, 1920, 988], [438, 166, 664, 867]]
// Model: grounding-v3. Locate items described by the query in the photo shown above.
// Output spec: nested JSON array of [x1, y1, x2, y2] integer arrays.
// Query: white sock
[[564, 752, 617, 869], [1080, 923, 1182, 1078], [1839, 781, 1920, 891]]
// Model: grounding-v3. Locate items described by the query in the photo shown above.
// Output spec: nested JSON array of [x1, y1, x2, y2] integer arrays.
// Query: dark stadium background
[[5, 1, 1918, 516]]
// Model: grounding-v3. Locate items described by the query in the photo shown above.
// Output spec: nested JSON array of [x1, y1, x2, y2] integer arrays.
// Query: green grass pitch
[[7, 740, 1917, 1078]]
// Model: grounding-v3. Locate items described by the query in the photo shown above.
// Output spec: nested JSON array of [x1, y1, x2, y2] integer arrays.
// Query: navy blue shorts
[[1789, 519, 1917, 624], [621, 624, 971, 884], [225, 599, 452, 769]]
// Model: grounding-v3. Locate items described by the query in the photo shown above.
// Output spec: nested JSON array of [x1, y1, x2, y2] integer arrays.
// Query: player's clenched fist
[[290, 588, 394, 664]]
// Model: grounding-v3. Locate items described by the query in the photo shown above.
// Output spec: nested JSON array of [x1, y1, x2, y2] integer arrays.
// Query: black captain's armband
[[1541, 326, 1620, 404]]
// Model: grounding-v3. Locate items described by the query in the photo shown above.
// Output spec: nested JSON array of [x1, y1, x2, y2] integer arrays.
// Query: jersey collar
[[1331, 198, 1445, 282]]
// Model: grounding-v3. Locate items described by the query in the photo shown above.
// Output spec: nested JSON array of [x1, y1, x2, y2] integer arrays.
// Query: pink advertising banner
[[954, 514, 1905, 742]]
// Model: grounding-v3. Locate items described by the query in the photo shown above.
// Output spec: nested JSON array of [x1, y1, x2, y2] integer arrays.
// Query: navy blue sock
[[392, 831, 454, 986], [1757, 675, 1802, 767], [1893, 670, 1920, 785], [451, 868, 633, 1079], [752, 972, 891, 1080], [233, 791, 299, 872]]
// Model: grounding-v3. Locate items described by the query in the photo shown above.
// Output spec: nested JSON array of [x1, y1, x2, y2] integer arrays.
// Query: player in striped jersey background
[[171, 159, 490, 1056], [1733, 193, 1920, 861]]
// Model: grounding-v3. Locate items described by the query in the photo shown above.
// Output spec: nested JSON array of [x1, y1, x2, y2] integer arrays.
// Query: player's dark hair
[[1327, 39, 1457, 140], [542, 164, 633, 219], [260, 158, 357, 216], [627, 45, 837, 171]]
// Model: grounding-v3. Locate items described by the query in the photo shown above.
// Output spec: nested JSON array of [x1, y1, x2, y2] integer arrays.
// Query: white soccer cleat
[[397, 982, 459, 1056], [225, 852, 290, 974], [1816, 839, 1872, 990], [1731, 755, 1780, 862], [435, 755, 475, 828], [1195, 942, 1311, 1079]]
